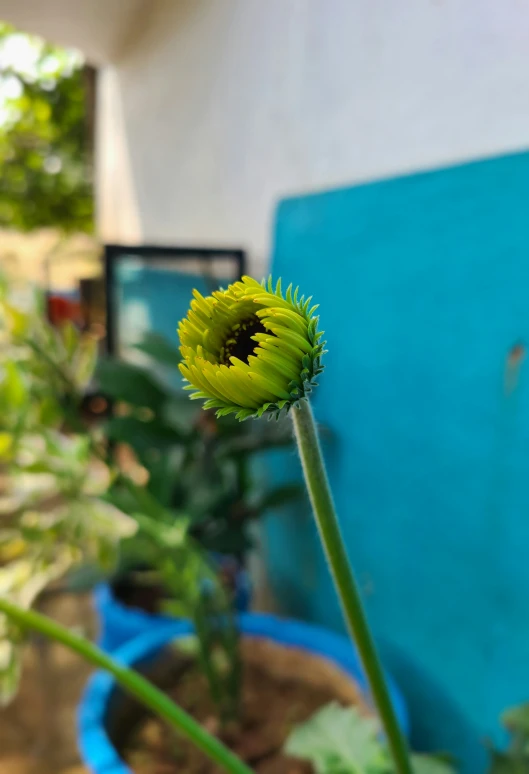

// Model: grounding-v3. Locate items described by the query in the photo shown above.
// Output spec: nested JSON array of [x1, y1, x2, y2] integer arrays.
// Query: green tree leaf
[[0, 24, 93, 232]]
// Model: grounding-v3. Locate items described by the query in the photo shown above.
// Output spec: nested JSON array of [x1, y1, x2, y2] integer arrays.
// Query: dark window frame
[[104, 243, 246, 355]]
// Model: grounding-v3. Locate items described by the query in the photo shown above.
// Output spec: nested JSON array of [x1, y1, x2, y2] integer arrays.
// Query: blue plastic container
[[79, 612, 409, 774], [95, 570, 252, 652]]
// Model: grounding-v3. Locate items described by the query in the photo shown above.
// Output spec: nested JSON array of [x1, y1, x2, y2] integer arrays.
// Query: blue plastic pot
[[79, 612, 409, 774], [95, 565, 252, 652]]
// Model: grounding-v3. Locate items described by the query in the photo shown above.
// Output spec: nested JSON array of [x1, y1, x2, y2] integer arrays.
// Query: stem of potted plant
[[291, 399, 411, 774]]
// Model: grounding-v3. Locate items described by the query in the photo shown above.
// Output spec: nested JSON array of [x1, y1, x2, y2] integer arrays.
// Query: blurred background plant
[[0, 22, 93, 232], [285, 702, 456, 774], [0, 277, 233, 714], [285, 698, 529, 774], [97, 333, 303, 583], [94, 333, 304, 720], [0, 273, 302, 721], [0, 22, 99, 311], [0, 275, 135, 703], [487, 703, 529, 773]]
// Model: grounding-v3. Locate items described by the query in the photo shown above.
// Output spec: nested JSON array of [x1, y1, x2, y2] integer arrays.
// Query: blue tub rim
[[78, 611, 409, 773]]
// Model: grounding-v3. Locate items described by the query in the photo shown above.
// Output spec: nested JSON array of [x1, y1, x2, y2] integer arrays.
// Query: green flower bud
[[178, 276, 326, 420]]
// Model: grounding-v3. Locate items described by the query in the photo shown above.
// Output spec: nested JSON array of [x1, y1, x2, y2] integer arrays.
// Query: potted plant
[[92, 332, 303, 650], [2, 275, 426, 774], [78, 614, 407, 774]]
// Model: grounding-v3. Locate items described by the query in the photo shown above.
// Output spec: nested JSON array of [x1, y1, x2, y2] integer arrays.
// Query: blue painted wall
[[266, 151, 529, 772]]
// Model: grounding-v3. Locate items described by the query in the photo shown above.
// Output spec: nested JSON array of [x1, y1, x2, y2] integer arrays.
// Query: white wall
[[97, 0, 529, 274]]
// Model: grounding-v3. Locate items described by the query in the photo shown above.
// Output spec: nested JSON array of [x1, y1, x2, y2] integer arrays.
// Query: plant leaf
[[501, 702, 529, 736], [256, 483, 304, 511], [285, 703, 457, 774], [0, 638, 22, 707], [133, 332, 182, 369], [96, 358, 170, 410], [104, 415, 185, 452], [285, 702, 390, 774], [411, 754, 457, 774]]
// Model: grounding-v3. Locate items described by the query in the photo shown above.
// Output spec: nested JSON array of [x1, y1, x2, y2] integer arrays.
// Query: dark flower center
[[221, 317, 267, 365]]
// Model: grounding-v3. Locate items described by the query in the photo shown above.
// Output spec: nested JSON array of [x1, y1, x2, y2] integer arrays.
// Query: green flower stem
[[0, 598, 253, 774], [291, 400, 412, 774]]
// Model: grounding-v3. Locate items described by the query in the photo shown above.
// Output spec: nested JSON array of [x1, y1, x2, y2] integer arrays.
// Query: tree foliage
[[0, 23, 93, 232]]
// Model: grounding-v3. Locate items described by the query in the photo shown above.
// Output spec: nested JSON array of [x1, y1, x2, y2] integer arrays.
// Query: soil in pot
[[119, 637, 368, 774]]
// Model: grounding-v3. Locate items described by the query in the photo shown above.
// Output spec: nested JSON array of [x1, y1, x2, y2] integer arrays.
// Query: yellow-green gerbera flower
[[178, 276, 326, 420]]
